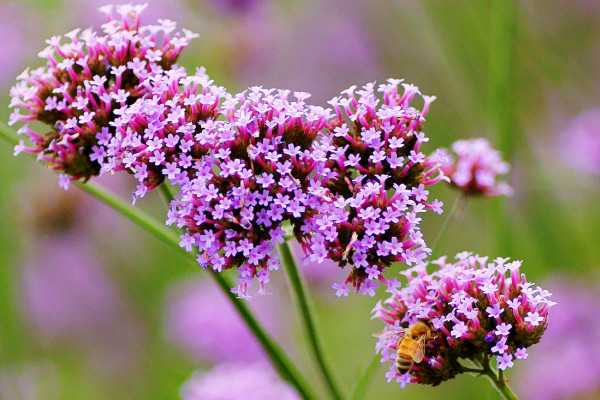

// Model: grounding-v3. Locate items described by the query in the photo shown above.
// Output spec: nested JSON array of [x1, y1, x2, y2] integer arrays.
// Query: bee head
[[419, 319, 434, 330]]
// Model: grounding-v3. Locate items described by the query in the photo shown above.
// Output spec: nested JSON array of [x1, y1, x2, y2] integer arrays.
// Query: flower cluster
[[439, 138, 512, 197], [96, 66, 226, 202], [372, 252, 553, 387], [180, 362, 300, 400], [167, 87, 333, 298], [9, 4, 526, 305], [9, 3, 196, 187], [302, 80, 446, 296]]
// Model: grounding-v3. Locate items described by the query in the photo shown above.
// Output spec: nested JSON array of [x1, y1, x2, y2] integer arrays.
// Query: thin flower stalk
[[488, 0, 516, 257], [475, 357, 519, 400], [430, 193, 467, 255], [349, 354, 380, 400], [279, 241, 344, 400]]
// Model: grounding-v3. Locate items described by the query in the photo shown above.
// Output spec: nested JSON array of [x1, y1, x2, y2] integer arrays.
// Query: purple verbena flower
[[302, 80, 446, 295], [439, 138, 513, 197], [97, 66, 226, 202], [371, 252, 553, 387], [9, 3, 196, 185], [167, 87, 332, 298]]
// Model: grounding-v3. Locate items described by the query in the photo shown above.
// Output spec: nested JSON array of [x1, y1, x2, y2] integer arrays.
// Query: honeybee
[[372, 320, 435, 374]]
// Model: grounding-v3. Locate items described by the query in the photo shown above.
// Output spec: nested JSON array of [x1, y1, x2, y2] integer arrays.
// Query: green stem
[[77, 181, 177, 244], [0, 124, 318, 400], [0, 122, 21, 148], [489, 0, 516, 157], [476, 358, 520, 400], [159, 183, 175, 207], [278, 241, 344, 400], [206, 271, 318, 400], [349, 353, 380, 400], [431, 193, 462, 254], [461, 366, 484, 375], [431, 194, 469, 256]]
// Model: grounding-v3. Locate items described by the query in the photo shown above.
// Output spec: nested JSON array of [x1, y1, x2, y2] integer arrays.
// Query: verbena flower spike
[[439, 138, 513, 197], [372, 252, 553, 388], [168, 87, 333, 298], [1, 3, 550, 400], [303, 80, 446, 296], [9, 3, 197, 189], [97, 66, 226, 202]]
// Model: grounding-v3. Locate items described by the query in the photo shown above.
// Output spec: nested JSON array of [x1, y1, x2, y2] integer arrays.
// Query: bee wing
[[408, 335, 428, 363], [372, 328, 407, 341]]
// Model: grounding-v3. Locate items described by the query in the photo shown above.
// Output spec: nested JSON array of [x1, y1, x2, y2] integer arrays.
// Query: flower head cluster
[[8, 3, 469, 299], [97, 66, 226, 202], [372, 252, 553, 387], [167, 87, 333, 298], [439, 138, 512, 197], [9, 3, 196, 185], [180, 362, 300, 400], [303, 80, 446, 296]]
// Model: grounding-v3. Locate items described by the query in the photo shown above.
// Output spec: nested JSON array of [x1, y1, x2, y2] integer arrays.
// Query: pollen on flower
[[371, 252, 553, 387]]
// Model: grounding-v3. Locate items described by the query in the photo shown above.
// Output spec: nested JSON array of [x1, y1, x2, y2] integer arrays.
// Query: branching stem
[[475, 357, 519, 400]]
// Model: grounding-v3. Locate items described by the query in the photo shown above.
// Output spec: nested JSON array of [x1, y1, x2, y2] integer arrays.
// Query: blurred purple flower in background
[[180, 362, 300, 400], [514, 277, 600, 400], [439, 138, 513, 197], [0, 3, 33, 89], [18, 177, 146, 381], [234, 0, 381, 104], [22, 235, 122, 339], [206, 0, 264, 16], [164, 277, 284, 363], [555, 109, 600, 176]]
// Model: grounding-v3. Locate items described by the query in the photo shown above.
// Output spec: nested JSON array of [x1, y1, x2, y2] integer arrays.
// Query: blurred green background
[[1, 0, 599, 399]]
